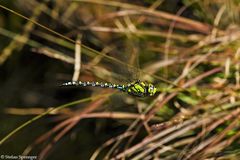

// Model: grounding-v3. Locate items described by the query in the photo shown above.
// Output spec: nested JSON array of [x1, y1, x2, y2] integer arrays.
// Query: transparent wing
[[119, 37, 141, 83]]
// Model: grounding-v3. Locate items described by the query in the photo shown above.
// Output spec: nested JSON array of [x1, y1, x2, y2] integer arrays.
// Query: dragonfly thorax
[[125, 80, 157, 97]]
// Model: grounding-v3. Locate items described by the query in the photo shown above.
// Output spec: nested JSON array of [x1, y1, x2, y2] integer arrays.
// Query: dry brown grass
[[1, 0, 240, 159]]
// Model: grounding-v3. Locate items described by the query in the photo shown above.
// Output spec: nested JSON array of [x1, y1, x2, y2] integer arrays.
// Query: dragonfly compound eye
[[148, 84, 157, 96]]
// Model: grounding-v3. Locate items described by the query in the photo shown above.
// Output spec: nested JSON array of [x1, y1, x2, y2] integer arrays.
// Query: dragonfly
[[61, 80, 157, 97], [0, 3, 161, 98], [61, 35, 157, 97]]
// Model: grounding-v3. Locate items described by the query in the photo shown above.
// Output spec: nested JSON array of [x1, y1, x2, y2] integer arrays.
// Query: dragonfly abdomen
[[61, 81, 126, 91]]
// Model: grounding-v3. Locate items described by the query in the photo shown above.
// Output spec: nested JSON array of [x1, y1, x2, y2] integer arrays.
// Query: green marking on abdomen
[[62, 81, 126, 91]]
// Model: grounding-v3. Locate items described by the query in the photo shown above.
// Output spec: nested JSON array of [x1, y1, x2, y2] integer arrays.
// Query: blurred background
[[1, 0, 240, 159]]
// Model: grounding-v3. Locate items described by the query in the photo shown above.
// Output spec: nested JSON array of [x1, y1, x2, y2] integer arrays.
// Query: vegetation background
[[0, 0, 240, 159]]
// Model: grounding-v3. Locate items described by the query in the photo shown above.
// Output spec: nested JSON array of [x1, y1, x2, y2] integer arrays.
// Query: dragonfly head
[[147, 83, 157, 96]]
